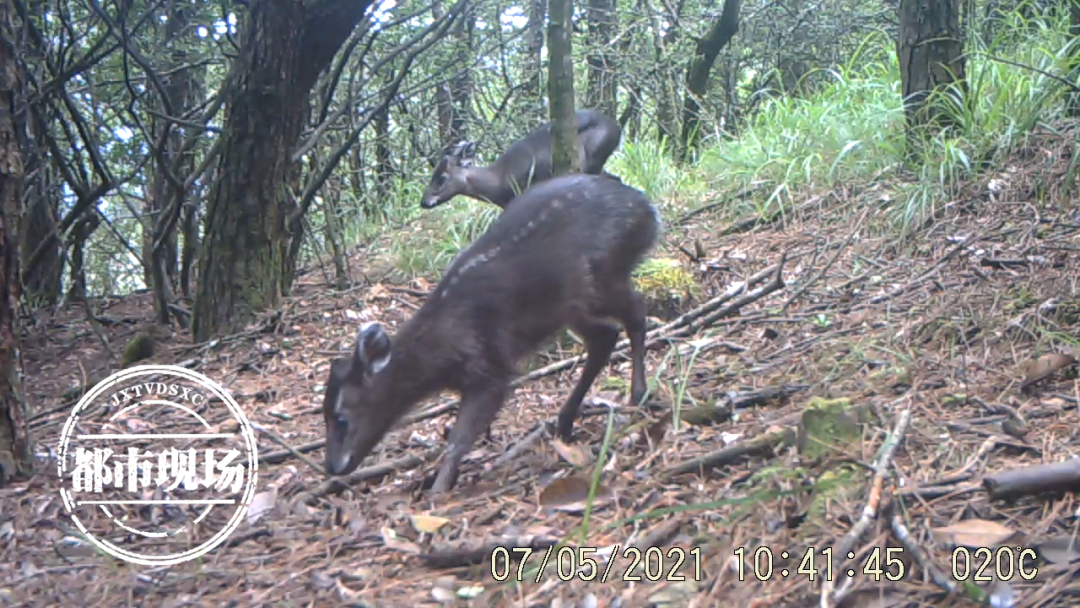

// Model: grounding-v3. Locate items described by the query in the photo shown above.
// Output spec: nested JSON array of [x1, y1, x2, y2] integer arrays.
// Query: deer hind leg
[[557, 320, 619, 441], [607, 282, 648, 406]]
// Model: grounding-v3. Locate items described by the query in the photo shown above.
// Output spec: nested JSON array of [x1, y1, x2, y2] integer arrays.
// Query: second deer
[[419, 108, 623, 210], [324, 173, 661, 493]]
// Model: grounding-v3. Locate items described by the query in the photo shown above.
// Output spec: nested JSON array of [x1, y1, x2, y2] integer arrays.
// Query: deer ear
[[354, 322, 392, 374], [460, 140, 477, 159]]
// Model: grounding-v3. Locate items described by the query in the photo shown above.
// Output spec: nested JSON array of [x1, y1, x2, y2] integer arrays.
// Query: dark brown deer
[[324, 173, 661, 493], [419, 109, 623, 210]]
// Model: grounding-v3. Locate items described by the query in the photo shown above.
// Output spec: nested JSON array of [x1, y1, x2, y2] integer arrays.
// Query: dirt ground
[[3, 124, 1080, 608]]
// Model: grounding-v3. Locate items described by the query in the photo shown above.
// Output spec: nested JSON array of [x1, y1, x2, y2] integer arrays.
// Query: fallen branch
[[822, 408, 910, 607], [418, 532, 562, 570], [982, 458, 1080, 501], [491, 421, 551, 468], [781, 207, 869, 313], [662, 428, 796, 479], [250, 422, 328, 477], [864, 234, 976, 306], [888, 507, 958, 595], [292, 447, 442, 505]]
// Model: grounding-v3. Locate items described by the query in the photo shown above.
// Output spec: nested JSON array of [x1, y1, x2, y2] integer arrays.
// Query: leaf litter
[[3, 123, 1080, 606]]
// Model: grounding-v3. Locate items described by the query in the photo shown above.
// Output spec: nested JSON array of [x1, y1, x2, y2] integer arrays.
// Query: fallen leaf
[[246, 488, 277, 525], [410, 514, 451, 534], [381, 527, 422, 554], [539, 475, 614, 512], [1036, 537, 1080, 564], [552, 438, 592, 467], [1020, 353, 1077, 391], [930, 519, 1019, 548]]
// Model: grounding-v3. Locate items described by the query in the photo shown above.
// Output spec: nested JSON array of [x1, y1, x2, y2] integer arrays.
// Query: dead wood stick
[[865, 235, 973, 306], [982, 458, 1080, 501], [259, 400, 456, 465], [418, 533, 563, 569], [491, 421, 551, 468], [663, 428, 796, 479], [781, 208, 869, 313], [888, 509, 958, 595], [250, 422, 327, 477], [293, 447, 442, 505], [822, 408, 910, 607]]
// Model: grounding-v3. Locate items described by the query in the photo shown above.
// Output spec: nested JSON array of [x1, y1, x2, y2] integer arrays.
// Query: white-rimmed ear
[[354, 322, 392, 374]]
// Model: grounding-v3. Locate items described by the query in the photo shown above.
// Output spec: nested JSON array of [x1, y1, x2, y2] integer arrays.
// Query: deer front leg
[[430, 383, 509, 494]]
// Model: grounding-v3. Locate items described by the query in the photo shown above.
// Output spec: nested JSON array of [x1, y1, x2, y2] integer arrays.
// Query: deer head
[[323, 322, 396, 476], [420, 141, 477, 209]]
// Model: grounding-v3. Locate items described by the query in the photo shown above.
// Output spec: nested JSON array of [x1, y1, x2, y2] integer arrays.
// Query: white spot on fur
[[333, 391, 345, 415]]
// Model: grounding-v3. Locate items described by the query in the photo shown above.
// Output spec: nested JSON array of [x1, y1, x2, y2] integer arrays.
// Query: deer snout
[[325, 449, 357, 476], [420, 196, 442, 209]]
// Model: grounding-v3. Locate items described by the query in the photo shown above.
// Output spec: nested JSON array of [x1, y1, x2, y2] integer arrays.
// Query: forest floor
[[4, 123, 1080, 608]]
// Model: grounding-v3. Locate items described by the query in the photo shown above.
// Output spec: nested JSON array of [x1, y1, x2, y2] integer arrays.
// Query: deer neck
[[461, 165, 514, 207], [372, 319, 451, 416]]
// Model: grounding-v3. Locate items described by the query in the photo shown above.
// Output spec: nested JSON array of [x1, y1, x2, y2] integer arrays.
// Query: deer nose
[[326, 452, 352, 476]]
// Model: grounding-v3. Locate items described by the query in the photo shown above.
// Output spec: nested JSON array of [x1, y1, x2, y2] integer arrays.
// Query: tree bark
[[678, 0, 741, 162], [0, 0, 32, 484], [192, 0, 374, 342], [585, 0, 617, 117], [547, 0, 580, 175], [897, 0, 966, 138]]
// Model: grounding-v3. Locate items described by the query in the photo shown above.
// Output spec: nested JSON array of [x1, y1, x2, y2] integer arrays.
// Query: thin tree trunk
[[586, 0, 617, 117], [897, 0, 966, 140], [0, 0, 32, 484], [1067, 0, 1080, 116], [678, 0, 741, 162], [548, 0, 580, 174]]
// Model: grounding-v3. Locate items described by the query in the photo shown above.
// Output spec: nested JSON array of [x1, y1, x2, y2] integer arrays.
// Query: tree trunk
[[897, 0, 966, 138], [1067, 0, 1080, 116], [585, 0, 617, 117], [373, 92, 392, 199], [65, 214, 99, 303], [522, 0, 548, 125], [0, 0, 32, 484], [547, 0, 580, 175], [18, 169, 60, 306], [192, 0, 374, 342], [678, 0, 741, 162], [144, 0, 197, 324]]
